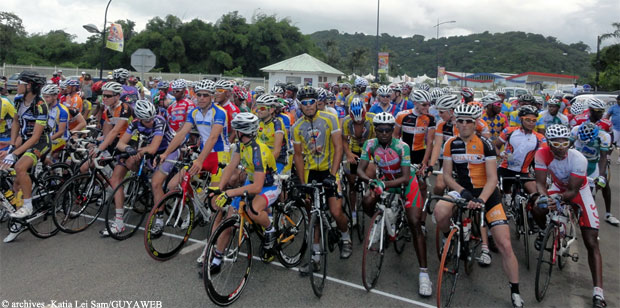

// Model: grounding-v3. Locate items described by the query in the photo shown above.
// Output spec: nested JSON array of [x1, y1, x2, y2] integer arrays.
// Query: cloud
[[3, 0, 619, 49]]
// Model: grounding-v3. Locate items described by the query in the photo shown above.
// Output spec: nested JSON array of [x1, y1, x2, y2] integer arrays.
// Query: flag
[[106, 23, 124, 52], [378, 52, 389, 74]]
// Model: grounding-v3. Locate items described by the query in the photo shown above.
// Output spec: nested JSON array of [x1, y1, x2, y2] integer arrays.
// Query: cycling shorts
[[548, 183, 599, 230], [231, 179, 281, 211], [470, 188, 508, 229], [0, 137, 10, 151], [346, 151, 362, 175], [498, 167, 533, 191], [21, 134, 51, 166], [305, 169, 341, 198], [404, 175, 422, 209], [51, 138, 66, 153], [411, 149, 425, 165], [156, 149, 179, 176], [202, 151, 229, 182]]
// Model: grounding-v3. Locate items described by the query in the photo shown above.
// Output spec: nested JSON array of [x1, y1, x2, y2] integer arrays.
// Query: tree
[[599, 22, 620, 42], [0, 11, 26, 62]]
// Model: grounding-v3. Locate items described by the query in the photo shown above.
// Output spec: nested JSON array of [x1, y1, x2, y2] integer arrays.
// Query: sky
[[3, 0, 620, 50]]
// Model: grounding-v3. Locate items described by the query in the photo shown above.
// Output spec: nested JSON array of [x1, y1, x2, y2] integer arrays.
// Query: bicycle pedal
[[571, 253, 579, 262]]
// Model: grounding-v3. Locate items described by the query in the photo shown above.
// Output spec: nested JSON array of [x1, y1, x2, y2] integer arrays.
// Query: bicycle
[[500, 174, 536, 270], [534, 200, 581, 302], [202, 188, 308, 306], [432, 194, 484, 308], [361, 186, 408, 291]]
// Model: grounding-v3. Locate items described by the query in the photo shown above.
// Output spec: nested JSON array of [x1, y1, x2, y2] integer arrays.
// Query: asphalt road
[[1, 154, 619, 308]]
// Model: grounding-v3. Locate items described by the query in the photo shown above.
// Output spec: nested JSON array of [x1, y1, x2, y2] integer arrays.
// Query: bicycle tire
[[435, 227, 443, 261], [308, 212, 328, 298], [355, 189, 365, 243], [203, 216, 252, 306], [40, 162, 73, 180], [393, 211, 409, 254], [437, 228, 459, 308], [27, 175, 63, 238], [275, 200, 308, 268], [53, 173, 106, 233], [521, 198, 530, 270], [535, 223, 556, 302], [362, 210, 385, 291], [144, 191, 194, 261], [105, 176, 152, 241]]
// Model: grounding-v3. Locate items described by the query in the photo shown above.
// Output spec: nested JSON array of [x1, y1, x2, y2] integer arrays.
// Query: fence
[[1, 63, 268, 90]]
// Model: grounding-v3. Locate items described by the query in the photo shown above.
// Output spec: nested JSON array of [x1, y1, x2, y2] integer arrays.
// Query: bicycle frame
[[547, 204, 579, 265]]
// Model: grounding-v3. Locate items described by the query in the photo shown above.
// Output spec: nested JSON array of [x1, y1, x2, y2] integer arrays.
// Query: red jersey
[[219, 100, 241, 132], [572, 114, 612, 133], [166, 98, 195, 131]]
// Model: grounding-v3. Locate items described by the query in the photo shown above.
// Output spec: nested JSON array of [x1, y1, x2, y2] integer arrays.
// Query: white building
[[261, 53, 344, 89]]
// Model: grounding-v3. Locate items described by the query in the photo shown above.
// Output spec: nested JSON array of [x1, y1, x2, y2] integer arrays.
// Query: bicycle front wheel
[[105, 176, 152, 240], [355, 189, 365, 243], [275, 200, 308, 268], [535, 224, 556, 302], [393, 211, 409, 254], [362, 211, 385, 291], [53, 173, 106, 233], [144, 191, 194, 261], [308, 212, 328, 298], [28, 175, 63, 238], [203, 217, 252, 306], [521, 199, 531, 270], [437, 228, 459, 308]]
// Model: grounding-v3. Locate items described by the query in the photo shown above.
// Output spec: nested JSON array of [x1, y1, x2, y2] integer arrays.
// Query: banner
[[378, 52, 389, 74], [437, 66, 446, 81], [106, 23, 124, 52]]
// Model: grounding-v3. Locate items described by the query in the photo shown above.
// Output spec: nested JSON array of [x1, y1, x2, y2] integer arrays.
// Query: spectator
[[51, 72, 61, 85]]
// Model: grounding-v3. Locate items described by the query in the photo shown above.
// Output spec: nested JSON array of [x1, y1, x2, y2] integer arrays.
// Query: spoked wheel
[[535, 224, 556, 302], [40, 162, 73, 180], [558, 218, 576, 270], [203, 216, 252, 306], [144, 191, 194, 261], [27, 175, 63, 238], [105, 176, 152, 240], [437, 228, 459, 308], [308, 212, 328, 298], [355, 189, 365, 243], [521, 199, 531, 270], [53, 174, 106, 233], [275, 200, 308, 268], [393, 212, 409, 254], [362, 211, 385, 291]]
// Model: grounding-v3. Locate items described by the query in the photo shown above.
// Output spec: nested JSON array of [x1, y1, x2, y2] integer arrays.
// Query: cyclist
[[41, 84, 85, 163], [532, 124, 607, 308], [113, 68, 139, 108], [255, 94, 289, 173], [509, 94, 545, 133], [253, 86, 265, 101], [167, 79, 195, 132], [497, 88, 513, 117], [428, 94, 460, 197], [0, 95, 16, 151], [568, 100, 588, 127], [0, 71, 50, 243], [153, 81, 170, 109], [368, 85, 398, 116], [539, 98, 568, 130], [342, 98, 375, 226], [63, 79, 83, 116], [434, 103, 523, 308], [337, 82, 352, 108], [366, 82, 380, 108], [481, 94, 508, 142], [214, 79, 240, 144], [209, 113, 280, 272], [356, 112, 431, 296], [604, 95, 620, 164], [346, 77, 370, 110], [233, 85, 250, 113], [391, 84, 412, 114], [101, 99, 175, 237], [292, 86, 351, 270], [461, 87, 475, 104]]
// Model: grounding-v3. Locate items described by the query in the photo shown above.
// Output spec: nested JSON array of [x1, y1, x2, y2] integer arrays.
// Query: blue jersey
[[125, 115, 175, 153], [369, 102, 399, 117], [186, 104, 229, 152]]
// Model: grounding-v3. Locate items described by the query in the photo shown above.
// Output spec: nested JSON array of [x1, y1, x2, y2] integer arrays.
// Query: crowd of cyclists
[[1, 68, 619, 308]]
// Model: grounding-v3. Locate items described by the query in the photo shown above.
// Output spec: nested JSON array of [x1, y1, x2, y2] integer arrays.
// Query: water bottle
[[447, 191, 461, 200], [385, 208, 396, 237], [462, 218, 471, 241]]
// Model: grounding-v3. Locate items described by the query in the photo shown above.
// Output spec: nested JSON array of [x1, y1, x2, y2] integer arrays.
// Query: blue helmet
[[349, 98, 365, 122], [577, 122, 599, 143]]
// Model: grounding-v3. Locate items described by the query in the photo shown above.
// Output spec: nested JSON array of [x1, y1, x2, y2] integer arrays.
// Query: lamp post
[[595, 35, 601, 91], [374, 0, 380, 82], [434, 19, 455, 87], [83, 0, 112, 80]]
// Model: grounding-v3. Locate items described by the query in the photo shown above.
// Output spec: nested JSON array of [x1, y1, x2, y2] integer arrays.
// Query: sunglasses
[[492, 102, 502, 107], [196, 93, 211, 98], [522, 118, 537, 123], [419, 103, 431, 107], [216, 88, 227, 93], [549, 140, 570, 148], [375, 127, 393, 133], [590, 108, 604, 113], [173, 90, 184, 94], [379, 95, 391, 98], [300, 99, 316, 106], [456, 119, 475, 124], [103, 94, 117, 98], [18, 80, 28, 85], [257, 106, 270, 111], [438, 110, 449, 114]]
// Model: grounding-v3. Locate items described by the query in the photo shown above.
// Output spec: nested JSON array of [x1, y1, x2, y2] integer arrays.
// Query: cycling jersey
[[342, 113, 375, 153], [509, 110, 544, 130], [395, 109, 436, 152], [126, 115, 175, 153], [258, 117, 288, 165], [334, 105, 346, 119], [120, 85, 140, 108], [103, 102, 131, 138], [570, 125, 611, 174], [48, 103, 71, 140], [392, 99, 413, 114], [219, 100, 240, 133], [15, 96, 50, 140], [572, 116, 612, 133], [539, 110, 568, 130], [443, 134, 496, 191], [236, 138, 278, 187], [167, 98, 195, 131], [186, 104, 229, 152], [481, 111, 508, 141], [498, 127, 546, 173], [368, 103, 398, 116], [63, 93, 83, 113], [0, 98, 15, 140], [292, 110, 340, 171], [500, 101, 516, 116], [345, 93, 369, 110], [360, 137, 410, 181]]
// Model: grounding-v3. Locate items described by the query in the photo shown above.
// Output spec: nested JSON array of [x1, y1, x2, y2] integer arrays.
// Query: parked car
[[570, 93, 618, 111], [6, 73, 20, 94], [503, 87, 529, 99]]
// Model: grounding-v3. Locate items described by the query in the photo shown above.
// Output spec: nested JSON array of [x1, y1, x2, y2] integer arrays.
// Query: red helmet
[[92, 80, 105, 93], [461, 87, 474, 98], [233, 85, 248, 100]]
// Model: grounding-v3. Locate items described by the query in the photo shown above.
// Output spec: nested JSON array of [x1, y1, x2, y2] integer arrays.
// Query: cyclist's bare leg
[[362, 192, 379, 217], [346, 173, 356, 217], [433, 200, 454, 234], [433, 174, 446, 196], [406, 206, 427, 268], [480, 226, 489, 246], [600, 184, 611, 214], [489, 224, 519, 283], [524, 181, 537, 195], [151, 170, 167, 206], [247, 196, 269, 228], [110, 158, 137, 210], [581, 228, 603, 288], [328, 196, 348, 233], [14, 155, 35, 199]]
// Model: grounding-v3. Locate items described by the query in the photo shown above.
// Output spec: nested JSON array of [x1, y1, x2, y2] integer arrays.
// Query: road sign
[[131, 49, 156, 73]]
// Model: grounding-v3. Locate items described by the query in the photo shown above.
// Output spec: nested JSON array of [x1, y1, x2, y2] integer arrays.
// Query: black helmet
[[18, 71, 46, 85], [297, 86, 318, 100], [518, 105, 539, 117], [519, 94, 535, 103], [285, 83, 298, 93]]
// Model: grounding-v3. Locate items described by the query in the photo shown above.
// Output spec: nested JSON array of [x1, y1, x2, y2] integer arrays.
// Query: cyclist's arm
[[273, 131, 284, 159], [161, 122, 192, 157], [72, 113, 87, 132], [8, 114, 19, 147], [13, 122, 45, 156], [197, 123, 224, 164], [142, 135, 163, 155], [99, 119, 126, 151], [51, 121, 67, 140], [559, 175, 583, 202], [421, 127, 435, 166], [330, 130, 343, 176], [392, 125, 401, 139], [598, 148, 608, 178], [218, 151, 240, 191], [116, 131, 134, 152], [478, 158, 498, 202], [442, 159, 463, 193], [357, 159, 371, 181], [227, 171, 265, 197], [293, 143, 305, 184], [428, 133, 443, 167], [386, 163, 410, 188], [342, 134, 355, 159]]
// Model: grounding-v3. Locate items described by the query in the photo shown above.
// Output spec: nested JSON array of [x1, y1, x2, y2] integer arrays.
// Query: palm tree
[[595, 22, 620, 89]]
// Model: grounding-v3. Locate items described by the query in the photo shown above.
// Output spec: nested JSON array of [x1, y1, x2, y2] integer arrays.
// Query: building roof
[[260, 53, 344, 75], [506, 71, 579, 80]]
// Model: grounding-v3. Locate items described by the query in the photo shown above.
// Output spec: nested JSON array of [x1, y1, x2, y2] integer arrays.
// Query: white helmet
[[133, 100, 156, 120], [254, 86, 265, 95], [454, 103, 482, 119], [171, 79, 187, 90], [112, 68, 129, 82], [215, 79, 234, 91], [373, 112, 395, 125], [429, 88, 443, 101], [410, 90, 431, 103], [481, 94, 501, 107], [41, 84, 60, 95], [545, 124, 571, 140], [102, 82, 123, 94], [231, 112, 260, 135], [354, 77, 369, 87], [255, 94, 279, 107], [377, 85, 392, 96], [588, 97, 606, 110], [435, 94, 459, 110], [418, 83, 430, 91], [195, 79, 215, 93], [570, 100, 587, 115], [270, 86, 284, 95]]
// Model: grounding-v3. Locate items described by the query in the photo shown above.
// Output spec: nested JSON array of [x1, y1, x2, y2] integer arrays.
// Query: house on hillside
[[261, 53, 344, 89]]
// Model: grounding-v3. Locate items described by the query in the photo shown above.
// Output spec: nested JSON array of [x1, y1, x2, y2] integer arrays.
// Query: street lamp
[[374, 0, 380, 82], [83, 0, 112, 80], [434, 19, 456, 87]]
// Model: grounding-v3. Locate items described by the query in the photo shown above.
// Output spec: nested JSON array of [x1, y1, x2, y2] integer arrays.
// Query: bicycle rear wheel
[[105, 176, 152, 240], [203, 217, 252, 306], [437, 228, 459, 308], [275, 200, 308, 268], [362, 211, 385, 291], [521, 199, 531, 270], [355, 189, 365, 243], [28, 175, 63, 238], [53, 173, 106, 233], [535, 224, 556, 302], [308, 212, 328, 298], [393, 211, 409, 254], [144, 191, 194, 261]]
